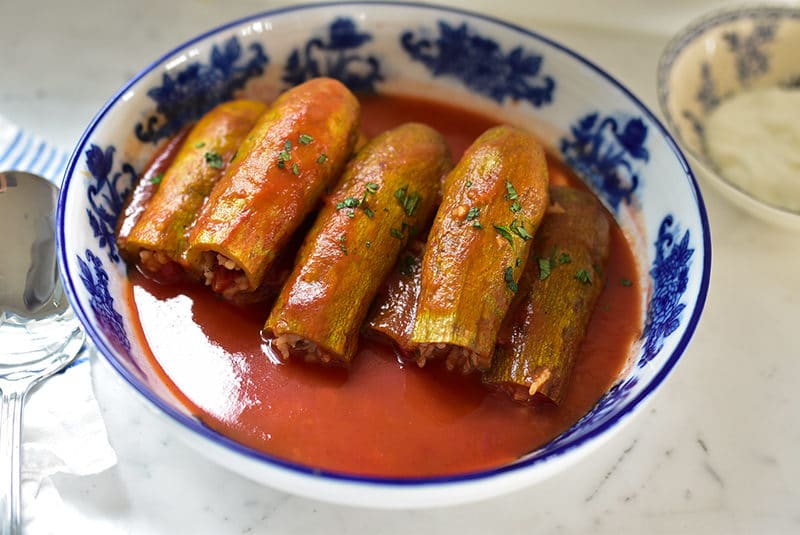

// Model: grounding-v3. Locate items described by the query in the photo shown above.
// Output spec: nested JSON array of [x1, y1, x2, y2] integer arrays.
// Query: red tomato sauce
[[124, 95, 642, 478]]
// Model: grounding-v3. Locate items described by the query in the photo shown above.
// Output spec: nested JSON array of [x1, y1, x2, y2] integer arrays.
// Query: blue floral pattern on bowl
[[77, 249, 132, 358], [401, 21, 555, 107], [136, 37, 269, 144], [59, 4, 709, 500], [641, 216, 694, 367], [541, 376, 639, 454], [283, 17, 384, 93], [85, 144, 134, 264], [559, 112, 649, 211]]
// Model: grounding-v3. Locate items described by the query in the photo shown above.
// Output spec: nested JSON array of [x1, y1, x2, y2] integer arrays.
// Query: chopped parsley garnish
[[538, 257, 551, 280], [394, 185, 422, 216], [195, 142, 206, 149], [363, 206, 375, 218], [466, 207, 480, 221], [317, 154, 328, 164], [472, 221, 483, 229], [204, 151, 224, 169], [575, 269, 592, 285], [150, 173, 164, 185], [621, 277, 633, 287], [365, 240, 372, 249], [338, 235, 348, 255], [390, 222, 415, 241], [510, 219, 532, 240], [558, 252, 572, 264], [299, 133, 314, 145], [493, 224, 515, 247], [284, 139, 292, 152], [516, 257, 522, 267], [336, 197, 360, 210], [504, 266, 518, 293], [504, 179, 519, 201], [466, 180, 473, 188], [291, 163, 300, 176], [510, 201, 522, 213], [365, 182, 379, 194]]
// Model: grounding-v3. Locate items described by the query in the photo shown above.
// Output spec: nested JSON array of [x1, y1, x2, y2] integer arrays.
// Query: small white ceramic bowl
[[57, 2, 710, 508], [658, 4, 800, 229]]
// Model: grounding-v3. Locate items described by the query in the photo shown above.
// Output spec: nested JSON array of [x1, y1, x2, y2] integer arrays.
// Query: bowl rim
[[656, 3, 800, 220], [57, 0, 711, 488]]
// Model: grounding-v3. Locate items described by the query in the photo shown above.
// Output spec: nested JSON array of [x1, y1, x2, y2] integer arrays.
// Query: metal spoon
[[0, 170, 84, 535]]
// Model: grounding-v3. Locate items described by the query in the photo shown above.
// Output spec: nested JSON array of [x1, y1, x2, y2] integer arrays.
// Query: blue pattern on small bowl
[[57, 2, 710, 508], [658, 5, 800, 226]]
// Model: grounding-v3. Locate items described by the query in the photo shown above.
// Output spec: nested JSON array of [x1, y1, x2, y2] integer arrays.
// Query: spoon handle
[[0, 384, 28, 535]]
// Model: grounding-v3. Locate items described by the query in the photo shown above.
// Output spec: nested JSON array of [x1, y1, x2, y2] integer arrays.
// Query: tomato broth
[[125, 95, 642, 478]]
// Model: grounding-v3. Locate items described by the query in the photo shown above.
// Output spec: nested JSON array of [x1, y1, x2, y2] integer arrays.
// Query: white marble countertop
[[3, 0, 800, 533]]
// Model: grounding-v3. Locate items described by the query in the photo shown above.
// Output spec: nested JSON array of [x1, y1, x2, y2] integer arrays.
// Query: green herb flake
[[363, 206, 375, 219], [284, 139, 292, 152], [516, 257, 522, 267], [317, 153, 328, 164], [195, 142, 206, 149], [277, 160, 286, 169], [365, 240, 372, 249], [575, 269, 592, 285], [291, 162, 300, 176], [365, 182, 379, 194], [204, 151, 224, 169], [336, 197, 360, 211], [504, 179, 519, 201], [472, 221, 483, 229], [504, 266, 518, 293], [405, 192, 422, 216], [338, 234, 348, 255], [538, 257, 551, 280], [621, 277, 633, 287], [510, 219, 532, 241], [465, 180, 473, 188], [558, 252, 572, 264], [390, 227, 404, 240], [493, 224, 515, 247], [510, 201, 522, 213], [394, 185, 422, 216], [299, 133, 314, 145], [150, 173, 164, 185], [346, 210, 355, 218], [466, 207, 480, 221]]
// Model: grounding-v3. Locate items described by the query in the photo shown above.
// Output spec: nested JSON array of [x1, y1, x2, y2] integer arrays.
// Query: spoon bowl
[[0, 170, 84, 535]]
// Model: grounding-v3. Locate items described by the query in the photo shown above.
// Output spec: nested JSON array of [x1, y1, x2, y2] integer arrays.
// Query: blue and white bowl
[[658, 4, 800, 229], [57, 2, 711, 508]]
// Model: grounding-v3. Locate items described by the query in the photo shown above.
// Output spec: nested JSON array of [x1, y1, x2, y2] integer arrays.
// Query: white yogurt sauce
[[705, 86, 800, 211]]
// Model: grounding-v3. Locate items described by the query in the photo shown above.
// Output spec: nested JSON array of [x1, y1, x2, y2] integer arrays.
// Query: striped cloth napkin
[[0, 113, 117, 534], [0, 115, 68, 184]]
